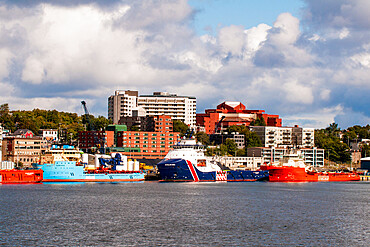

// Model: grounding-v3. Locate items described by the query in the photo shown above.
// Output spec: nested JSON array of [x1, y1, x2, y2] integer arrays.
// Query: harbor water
[[0, 182, 369, 246]]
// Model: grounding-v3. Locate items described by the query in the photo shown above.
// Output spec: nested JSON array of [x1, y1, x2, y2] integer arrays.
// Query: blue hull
[[157, 159, 268, 182], [33, 161, 145, 182]]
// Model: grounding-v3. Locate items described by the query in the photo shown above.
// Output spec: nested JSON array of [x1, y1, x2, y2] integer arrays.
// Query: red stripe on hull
[[42, 179, 144, 182], [159, 179, 216, 182], [186, 160, 199, 182]]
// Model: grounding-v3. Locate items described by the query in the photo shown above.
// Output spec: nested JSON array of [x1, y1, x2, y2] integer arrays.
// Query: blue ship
[[33, 150, 144, 182], [157, 158, 268, 182], [157, 138, 268, 182], [34, 160, 144, 182]]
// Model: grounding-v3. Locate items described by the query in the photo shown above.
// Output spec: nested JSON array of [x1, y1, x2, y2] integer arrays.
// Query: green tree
[[225, 138, 237, 156], [361, 144, 370, 158], [195, 131, 209, 145], [173, 120, 189, 136], [250, 117, 266, 126], [245, 131, 262, 148], [93, 116, 112, 131], [0, 103, 15, 131], [315, 129, 351, 163], [325, 122, 340, 136], [226, 125, 248, 134], [236, 148, 245, 156]]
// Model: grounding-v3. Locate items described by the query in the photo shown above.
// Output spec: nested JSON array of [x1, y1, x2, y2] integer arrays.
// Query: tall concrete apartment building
[[108, 90, 196, 127], [108, 90, 139, 124], [250, 126, 315, 148]]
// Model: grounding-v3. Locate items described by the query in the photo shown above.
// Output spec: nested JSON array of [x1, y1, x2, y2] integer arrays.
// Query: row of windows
[[123, 141, 173, 144], [123, 145, 168, 149]]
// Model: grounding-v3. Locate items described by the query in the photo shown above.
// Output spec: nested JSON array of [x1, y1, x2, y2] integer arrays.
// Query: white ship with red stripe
[[157, 138, 268, 182]]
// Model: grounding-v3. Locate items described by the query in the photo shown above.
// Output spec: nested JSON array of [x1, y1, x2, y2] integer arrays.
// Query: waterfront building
[[300, 148, 325, 167], [115, 131, 180, 159], [250, 126, 314, 148], [108, 90, 196, 127], [39, 129, 58, 142], [119, 114, 173, 132], [1, 136, 47, 168], [196, 101, 282, 134], [78, 131, 115, 152], [108, 90, 139, 124], [12, 129, 34, 138], [209, 132, 245, 149]]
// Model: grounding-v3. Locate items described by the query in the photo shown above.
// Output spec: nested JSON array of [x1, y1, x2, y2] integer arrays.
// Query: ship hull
[[157, 158, 268, 182], [33, 161, 144, 182], [268, 166, 360, 182], [0, 169, 43, 184]]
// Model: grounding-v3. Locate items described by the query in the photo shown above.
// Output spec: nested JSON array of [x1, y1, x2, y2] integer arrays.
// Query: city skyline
[[0, 0, 369, 129]]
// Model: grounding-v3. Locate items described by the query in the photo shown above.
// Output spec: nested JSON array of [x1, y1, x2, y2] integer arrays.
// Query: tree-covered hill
[[0, 103, 111, 140]]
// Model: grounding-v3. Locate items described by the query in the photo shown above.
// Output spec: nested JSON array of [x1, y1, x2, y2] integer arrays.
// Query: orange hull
[[0, 169, 43, 184], [268, 166, 360, 182]]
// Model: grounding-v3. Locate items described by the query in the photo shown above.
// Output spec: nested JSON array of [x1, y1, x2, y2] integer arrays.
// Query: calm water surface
[[0, 181, 369, 246]]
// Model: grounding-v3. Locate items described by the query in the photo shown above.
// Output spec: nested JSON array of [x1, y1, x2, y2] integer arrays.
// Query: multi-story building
[[12, 129, 34, 138], [108, 90, 138, 124], [138, 92, 196, 127], [1, 136, 47, 168], [247, 147, 324, 167], [116, 131, 180, 159], [247, 147, 288, 164], [209, 132, 245, 149], [78, 131, 115, 152], [196, 101, 282, 134], [250, 126, 314, 148], [39, 129, 58, 142], [119, 115, 173, 132], [108, 90, 197, 127], [300, 148, 325, 167]]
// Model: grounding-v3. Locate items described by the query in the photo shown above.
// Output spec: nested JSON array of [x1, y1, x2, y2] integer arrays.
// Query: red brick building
[[116, 131, 180, 159], [119, 114, 173, 132], [196, 101, 282, 134], [78, 131, 115, 150]]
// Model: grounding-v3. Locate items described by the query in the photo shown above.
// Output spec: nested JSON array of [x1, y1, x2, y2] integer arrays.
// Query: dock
[[360, 175, 370, 181]]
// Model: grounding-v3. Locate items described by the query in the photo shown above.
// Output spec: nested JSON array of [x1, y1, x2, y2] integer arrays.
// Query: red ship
[[0, 169, 43, 184], [262, 155, 360, 182]]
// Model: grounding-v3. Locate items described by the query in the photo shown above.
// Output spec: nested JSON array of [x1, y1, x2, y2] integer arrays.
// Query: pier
[[360, 175, 370, 181]]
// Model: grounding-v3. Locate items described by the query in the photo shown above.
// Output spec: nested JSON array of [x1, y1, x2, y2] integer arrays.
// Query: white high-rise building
[[108, 90, 139, 124], [108, 91, 197, 127]]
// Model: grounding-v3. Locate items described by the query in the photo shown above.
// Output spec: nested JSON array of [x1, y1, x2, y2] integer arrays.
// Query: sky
[[0, 0, 369, 129]]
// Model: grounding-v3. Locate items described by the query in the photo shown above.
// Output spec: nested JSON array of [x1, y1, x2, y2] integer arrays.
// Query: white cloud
[[0, 49, 13, 80], [218, 25, 245, 55], [244, 23, 271, 55], [283, 105, 344, 129], [0, 0, 368, 130], [272, 13, 300, 45], [283, 81, 313, 104], [21, 56, 45, 84]]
